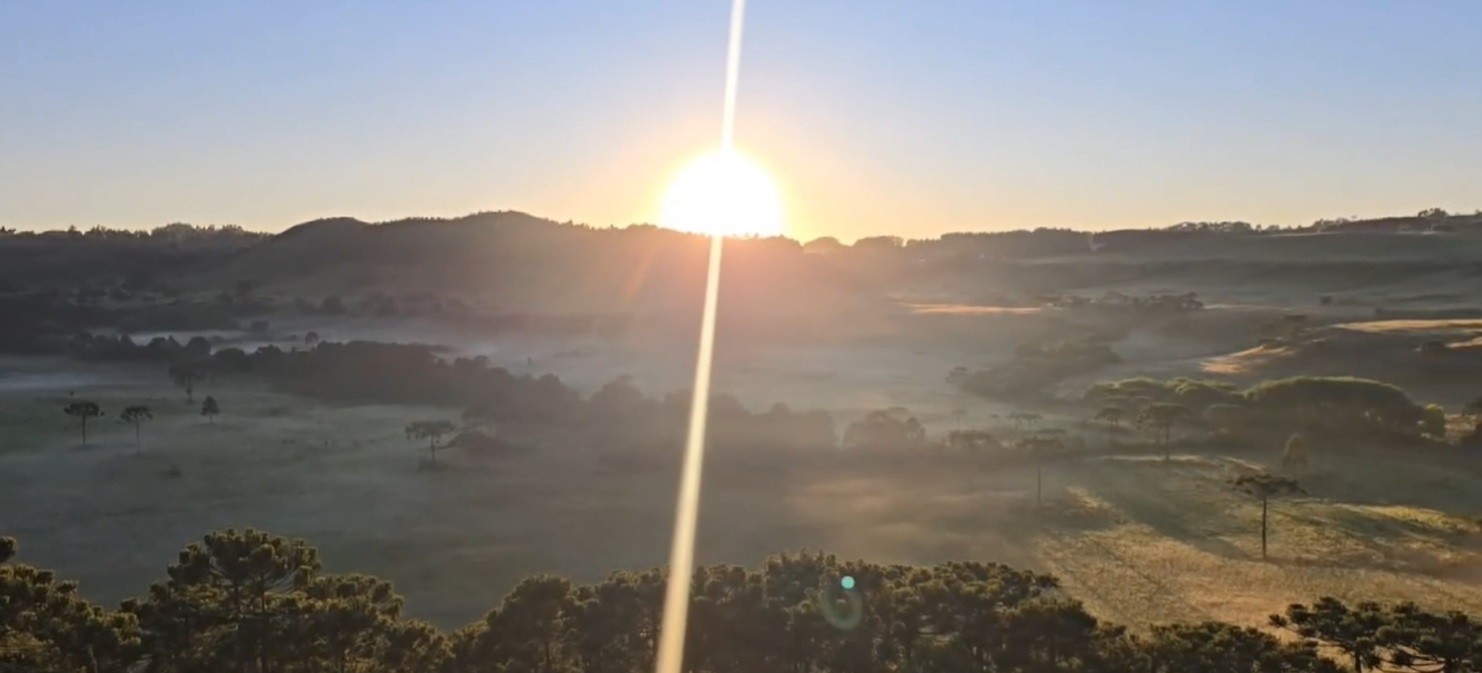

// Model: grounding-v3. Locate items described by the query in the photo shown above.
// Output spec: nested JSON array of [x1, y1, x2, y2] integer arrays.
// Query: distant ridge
[[274, 211, 574, 241], [274, 217, 370, 240], [5, 208, 1482, 316], [262, 207, 1482, 247]]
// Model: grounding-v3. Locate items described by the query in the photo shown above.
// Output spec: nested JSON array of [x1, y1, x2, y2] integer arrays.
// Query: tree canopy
[[3, 528, 1479, 673], [119, 404, 153, 453], [1087, 375, 1437, 446], [406, 419, 458, 465], [62, 400, 103, 445], [1244, 376, 1424, 435], [1232, 472, 1306, 560], [200, 395, 221, 422], [1137, 403, 1191, 457]]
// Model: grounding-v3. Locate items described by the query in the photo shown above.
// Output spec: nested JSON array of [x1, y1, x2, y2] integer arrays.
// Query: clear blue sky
[[3, 1, 1480, 240]]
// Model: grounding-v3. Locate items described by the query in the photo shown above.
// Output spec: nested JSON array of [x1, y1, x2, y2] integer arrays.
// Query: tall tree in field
[[405, 420, 457, 466], [169, 362, 200, 402], [1137, 402, 1190, 459], [200, 396, 220, 424], [1017, 434, 1066, 505], [1094, 406, 1126, 429], [1232, 472, 1305, 560], [119, 405, 153, 454], [62, 400, 103, 446]]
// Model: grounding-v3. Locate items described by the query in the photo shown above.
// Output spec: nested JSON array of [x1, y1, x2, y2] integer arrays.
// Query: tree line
[[1084, 375, 1449, 448], [61, 396, 221, 452], [55, 335, 1474, 459], [62, 337, 839, 454], [5, 528, 1478, 672], [8, 212, 1480, 361], [948, 337, 1122, 399]]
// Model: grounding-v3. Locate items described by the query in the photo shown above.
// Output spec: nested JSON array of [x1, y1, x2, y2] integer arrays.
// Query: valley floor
[[3, 356, 1480, 628]]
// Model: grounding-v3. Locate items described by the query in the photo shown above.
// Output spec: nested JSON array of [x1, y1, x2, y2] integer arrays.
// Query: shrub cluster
[[949, 337, 1121, 398], [1085, 375, 1435, 444]]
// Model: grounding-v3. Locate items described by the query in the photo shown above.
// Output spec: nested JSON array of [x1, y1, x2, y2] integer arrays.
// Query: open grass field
[[5, 346, 1481, 630], [1035, 454, 1482, 628]]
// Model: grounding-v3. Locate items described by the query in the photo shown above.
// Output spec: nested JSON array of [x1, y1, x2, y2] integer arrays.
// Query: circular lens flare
[[660, 150, 784, 237], [820, 578, 864, 631]]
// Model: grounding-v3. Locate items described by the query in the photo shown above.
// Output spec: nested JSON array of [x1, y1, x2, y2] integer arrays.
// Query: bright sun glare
[[660, 150, 784, 237]]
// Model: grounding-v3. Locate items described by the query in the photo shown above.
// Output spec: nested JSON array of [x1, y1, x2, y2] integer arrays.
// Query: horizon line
[[6, 206, 1480, 244]]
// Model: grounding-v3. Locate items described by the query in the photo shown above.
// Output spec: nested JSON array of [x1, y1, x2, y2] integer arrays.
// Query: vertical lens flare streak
[[653, 233, 722, 673], [654, 3, 746, 673], [720, 0, 745, 152]]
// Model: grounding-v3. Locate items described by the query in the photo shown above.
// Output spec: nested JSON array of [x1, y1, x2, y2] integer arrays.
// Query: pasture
[[4, 350, 1479, 629]]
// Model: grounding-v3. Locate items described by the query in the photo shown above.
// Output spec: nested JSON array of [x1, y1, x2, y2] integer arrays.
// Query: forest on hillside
[[4, 207, 1481, 292]]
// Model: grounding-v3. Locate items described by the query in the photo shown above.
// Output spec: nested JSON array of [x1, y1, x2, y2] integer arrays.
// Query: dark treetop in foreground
[[3, 528, 1478, 673]]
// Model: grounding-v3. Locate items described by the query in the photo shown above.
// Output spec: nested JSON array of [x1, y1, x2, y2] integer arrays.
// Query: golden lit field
[[903, 303, 1045, 316], [1032, 455, 1482, 628], [1332, 318, 1482, 352], [1199, 345, 1293, 375], [770, 449, 1482, 631], [1333, 319, 1482, 334]]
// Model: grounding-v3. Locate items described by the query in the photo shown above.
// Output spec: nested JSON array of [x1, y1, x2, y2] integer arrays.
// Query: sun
[[660, 150, 785, 237]]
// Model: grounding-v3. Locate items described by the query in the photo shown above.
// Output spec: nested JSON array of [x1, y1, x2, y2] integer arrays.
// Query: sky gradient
[[3, 1, 1481, 241]]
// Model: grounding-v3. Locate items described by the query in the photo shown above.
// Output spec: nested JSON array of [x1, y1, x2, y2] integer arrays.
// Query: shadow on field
[[1297, 458, 1482, 513], [1272, 504, 1482, 576], [1021, 485, 1123, 534], [1078, 455, 1252, 561]]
